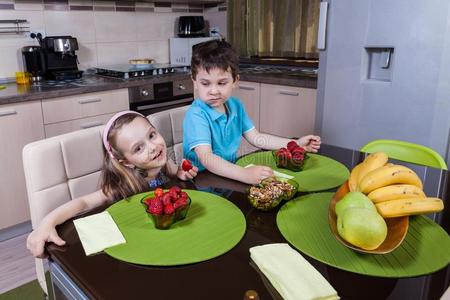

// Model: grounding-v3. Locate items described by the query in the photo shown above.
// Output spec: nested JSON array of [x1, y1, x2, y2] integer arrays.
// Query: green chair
[[361, 139, 448, 170]]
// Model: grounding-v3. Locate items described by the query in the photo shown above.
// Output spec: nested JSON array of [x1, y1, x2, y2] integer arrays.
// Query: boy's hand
[[27, 223, 66, 258], [297, 135, 321, 153], [177, 159, 198, 181], [244, 165, 274, 185]]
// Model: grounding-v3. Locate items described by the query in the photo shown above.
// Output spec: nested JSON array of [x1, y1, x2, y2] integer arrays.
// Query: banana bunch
[[347, 152, 444, 218]]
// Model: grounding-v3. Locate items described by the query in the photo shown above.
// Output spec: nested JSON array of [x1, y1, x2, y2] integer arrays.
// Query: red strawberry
[[148, 199, 163, 215], [182, 159, 193, 172], [154, 188, 164, 197], [292, 153, 304, 163], [174, 197, 188, 209], [291, 147, 305, 156], [143, 197, 153, 206], [162, 193, 172, 206], [169, 186, 182, 195], [278, 147, 289, 154], [164, 203, 175, 215], [287, 141, 299, 152]]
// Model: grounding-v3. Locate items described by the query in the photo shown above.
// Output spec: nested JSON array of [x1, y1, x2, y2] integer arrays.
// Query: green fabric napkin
[[73, 211, 126, 256], [250, 243, 339, 300], [245, 164, 294, 180]]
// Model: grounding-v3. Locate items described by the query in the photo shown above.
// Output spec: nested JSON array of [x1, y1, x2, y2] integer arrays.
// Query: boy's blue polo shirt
[[183, 97, 255, 171]]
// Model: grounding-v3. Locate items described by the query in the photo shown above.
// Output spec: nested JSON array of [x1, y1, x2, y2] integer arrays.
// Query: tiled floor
[[0, 233, 37, 294]]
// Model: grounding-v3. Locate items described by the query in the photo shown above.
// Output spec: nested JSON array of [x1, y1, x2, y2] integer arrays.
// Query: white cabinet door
[[232, 81, 261, 129], [233, 81, 261, 156], [260, 83, 317, 138], [0, 101, 44, 230]]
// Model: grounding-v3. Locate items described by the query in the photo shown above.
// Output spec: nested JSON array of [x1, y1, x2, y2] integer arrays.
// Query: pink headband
[[102, 110, 145, 159]]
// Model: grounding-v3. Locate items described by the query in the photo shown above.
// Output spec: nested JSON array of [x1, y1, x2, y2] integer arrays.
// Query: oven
[[128, 78, 194, 116]]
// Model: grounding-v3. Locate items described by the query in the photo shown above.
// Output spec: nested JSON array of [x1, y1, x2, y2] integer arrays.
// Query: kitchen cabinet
[[0, 101, 44, 230], [233, 81, 261, 156], [260, 83, 316, 138], [42, 89, 129, 137]]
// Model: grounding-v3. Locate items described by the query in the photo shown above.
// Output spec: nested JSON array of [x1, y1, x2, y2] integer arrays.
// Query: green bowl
[[140, 193, 191, 229], [272, 150, 308, 171], [248, 177, 299, 211]]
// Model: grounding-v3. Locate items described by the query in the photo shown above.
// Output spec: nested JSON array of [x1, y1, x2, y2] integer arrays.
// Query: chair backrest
[[22, 106, 190, 294], [361, 139, 447, 170], [148, 105, 189, 165]]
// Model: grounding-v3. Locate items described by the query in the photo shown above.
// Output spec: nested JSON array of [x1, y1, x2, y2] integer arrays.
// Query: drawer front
[[42, 89, 129, 124], [44, 112, 116, 138]]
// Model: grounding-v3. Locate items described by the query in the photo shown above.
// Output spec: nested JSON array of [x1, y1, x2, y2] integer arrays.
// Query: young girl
[[27, 110, 198, 258]]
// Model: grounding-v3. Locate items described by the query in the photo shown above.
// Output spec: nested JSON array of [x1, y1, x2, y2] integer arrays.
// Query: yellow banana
[[367, 184, 426, 203], [348, 163, 363, 191], [358, 165, 423, 194], [376, 197, 444, 218], [357, 152, 389, 186]]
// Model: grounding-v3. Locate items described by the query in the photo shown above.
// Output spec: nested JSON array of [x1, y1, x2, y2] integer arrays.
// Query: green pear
[[335, 191, 376, 216], [337, 207, 388, 250]]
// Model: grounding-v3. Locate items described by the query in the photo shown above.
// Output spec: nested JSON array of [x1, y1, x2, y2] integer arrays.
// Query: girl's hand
[[243, 165, 274, 185], [297, 135, 321, 153], [177, 162, 198, 181], [26, 223, 66, 258]]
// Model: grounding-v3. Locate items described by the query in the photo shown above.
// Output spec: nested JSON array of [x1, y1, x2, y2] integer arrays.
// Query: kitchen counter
[[0, 71, 317, 105], [0, 73, 191, 105]]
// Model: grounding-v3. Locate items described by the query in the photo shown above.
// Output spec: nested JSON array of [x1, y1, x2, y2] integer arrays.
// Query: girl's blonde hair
[[101, 113, 151, 200]]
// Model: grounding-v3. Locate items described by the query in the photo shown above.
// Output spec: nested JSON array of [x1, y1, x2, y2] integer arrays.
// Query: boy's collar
[[194, 99, 236, 121]]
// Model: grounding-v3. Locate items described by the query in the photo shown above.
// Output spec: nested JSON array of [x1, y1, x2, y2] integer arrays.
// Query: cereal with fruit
[[141, 186, 191, 229]]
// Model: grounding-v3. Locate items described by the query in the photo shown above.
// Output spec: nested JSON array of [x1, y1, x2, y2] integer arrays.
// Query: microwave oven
[[169, 37, 218, 66]]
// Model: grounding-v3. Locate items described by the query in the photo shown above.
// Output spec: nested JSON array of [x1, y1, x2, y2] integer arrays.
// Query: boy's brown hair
[[191, 39, 239, 82]]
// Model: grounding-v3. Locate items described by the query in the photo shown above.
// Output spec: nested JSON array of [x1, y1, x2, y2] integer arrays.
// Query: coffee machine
[[41, 36, 83, 80], [22, 35, 83, 81]]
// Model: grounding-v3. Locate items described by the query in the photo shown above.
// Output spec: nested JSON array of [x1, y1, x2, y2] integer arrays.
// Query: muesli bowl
[[248, 176, 299, 211], [141, 186, 191, 230]]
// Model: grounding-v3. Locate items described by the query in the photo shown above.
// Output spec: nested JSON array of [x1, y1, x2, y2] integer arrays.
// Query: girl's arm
[[27, 189, 110, 258], [244, 128, 321, 152], [194, 145, 273, 184]]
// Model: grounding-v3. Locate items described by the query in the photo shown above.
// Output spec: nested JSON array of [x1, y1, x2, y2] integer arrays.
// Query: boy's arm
[[194, 145, 273, 184], [27, 189, 110, 258], [244, 128, 321, 152]]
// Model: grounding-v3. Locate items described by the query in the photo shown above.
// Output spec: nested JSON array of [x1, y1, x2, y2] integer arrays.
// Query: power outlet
[[27, 29, 46, 41]]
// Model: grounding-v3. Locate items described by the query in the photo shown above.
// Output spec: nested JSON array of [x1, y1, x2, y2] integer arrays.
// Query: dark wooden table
[[47, 144, 450, 300]]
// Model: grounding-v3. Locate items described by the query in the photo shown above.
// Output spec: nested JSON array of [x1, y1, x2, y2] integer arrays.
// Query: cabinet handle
[[80, 121, 103, 129], [0, 109, 17, 117], [78, 98, 101, 104], [279, 90, 299, 96], [239, 85, 255, 91]]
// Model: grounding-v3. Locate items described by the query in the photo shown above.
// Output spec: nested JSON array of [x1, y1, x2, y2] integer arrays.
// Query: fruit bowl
[[141, 187, 191, 230], [328, 181, 409, 254], [248, 177, 299, 211]]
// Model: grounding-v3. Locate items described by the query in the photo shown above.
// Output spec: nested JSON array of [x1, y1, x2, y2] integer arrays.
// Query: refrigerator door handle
[[317, 1, 328, 50]]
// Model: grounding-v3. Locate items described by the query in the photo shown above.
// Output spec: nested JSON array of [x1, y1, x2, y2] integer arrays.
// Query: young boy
[[183, 40, 321, 185]]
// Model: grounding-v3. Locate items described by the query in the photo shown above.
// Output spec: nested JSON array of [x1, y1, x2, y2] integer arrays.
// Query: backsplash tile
[[0, 1, 227, 78]]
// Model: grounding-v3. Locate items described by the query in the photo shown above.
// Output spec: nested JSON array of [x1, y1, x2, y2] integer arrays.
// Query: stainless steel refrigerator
[[316, 0, 450, 166]]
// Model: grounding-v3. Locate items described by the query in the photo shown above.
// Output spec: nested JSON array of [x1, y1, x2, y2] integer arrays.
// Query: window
[[228, 0, 320, 59]]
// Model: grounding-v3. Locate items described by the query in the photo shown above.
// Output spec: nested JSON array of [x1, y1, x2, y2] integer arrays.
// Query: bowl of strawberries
[[141, 186, 191, 229], [273, 141, 308, 171]]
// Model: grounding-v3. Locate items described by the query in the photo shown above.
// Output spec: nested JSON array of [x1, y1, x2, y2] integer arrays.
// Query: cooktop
[[95, 63, 189, 79]]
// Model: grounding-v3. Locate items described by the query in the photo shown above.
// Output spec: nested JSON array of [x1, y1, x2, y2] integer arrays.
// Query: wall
[[0, 0, 227, 79]]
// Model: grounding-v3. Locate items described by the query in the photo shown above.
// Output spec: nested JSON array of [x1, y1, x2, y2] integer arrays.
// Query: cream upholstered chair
[[22, 106, 190, 294], [147, 105, 190, 165]]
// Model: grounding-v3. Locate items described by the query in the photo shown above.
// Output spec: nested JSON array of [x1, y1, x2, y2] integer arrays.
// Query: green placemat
[[105, 190, 246, 266], [276, 193, 450, 278], [236, 152, 349, 192]]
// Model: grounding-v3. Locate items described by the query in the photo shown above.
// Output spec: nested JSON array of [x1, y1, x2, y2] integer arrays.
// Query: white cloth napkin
[[245, 164, 294, 180], [250, 243, 339, 300], [73, 211, 126, 256]]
